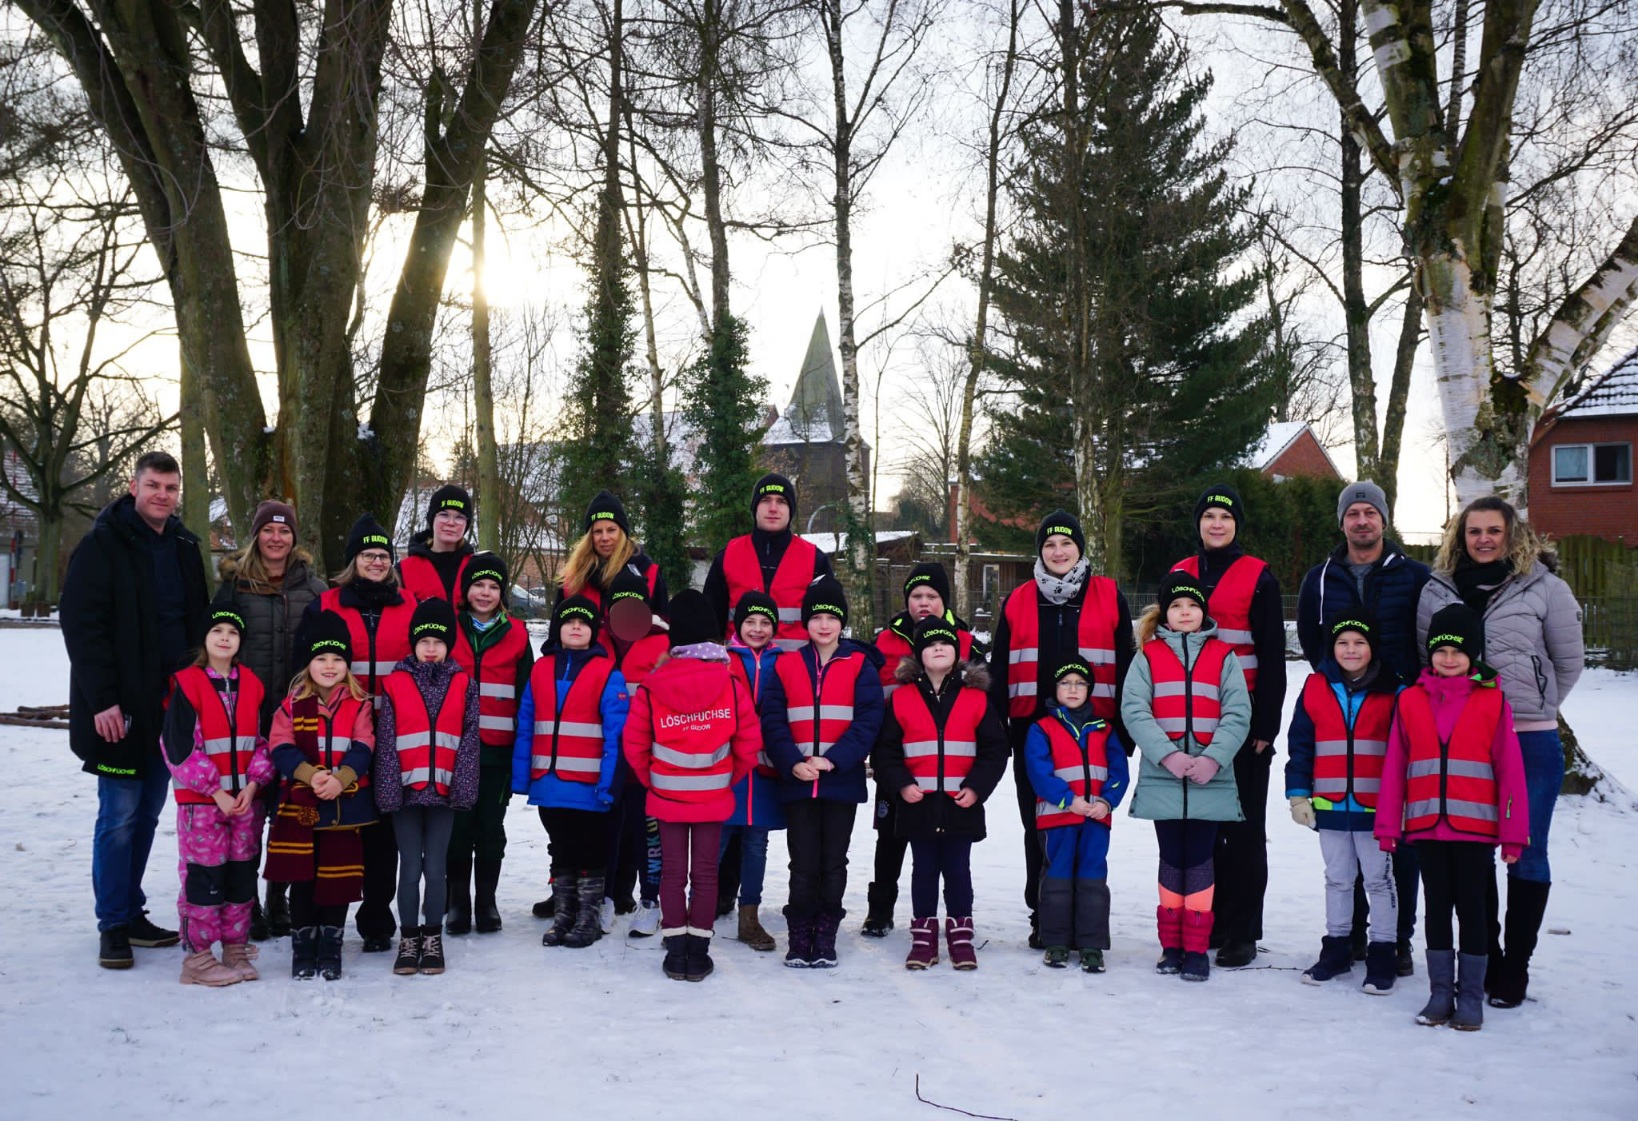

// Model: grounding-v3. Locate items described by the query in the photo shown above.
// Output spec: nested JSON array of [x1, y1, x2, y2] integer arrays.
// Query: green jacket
[[1123, 619, 1252, 822]]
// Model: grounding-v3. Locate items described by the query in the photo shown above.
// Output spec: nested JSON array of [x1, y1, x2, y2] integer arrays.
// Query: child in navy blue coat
[[722, 592, 788, 951]]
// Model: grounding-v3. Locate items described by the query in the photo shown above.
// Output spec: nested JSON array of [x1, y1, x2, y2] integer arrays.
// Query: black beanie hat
[[297, 610, 353, 668], [750, 472, 798, 523], [733, 590, 779, 636], [802, 574, 849, 627], [608, 564, 651, 609], [1328, 612, 1379, 658], [1052, 656, 1093, 685], [344, 513, 396, 565], [902, 561, 951, 607], [584, 490, 632, 537], [912, 615, 961, 658], [427, 484, 472, 528], [409, 597, 457, 649], [668, 589, 720, 648], [1159, 571, 1209, 614], [205, 606, 246, 637], [1427, 604, 1485, 660], [553, 594, 601, 645], [1035, 509, 1087, 559], [1194, 484, 1245, 530], [462, 551, 508, 597]]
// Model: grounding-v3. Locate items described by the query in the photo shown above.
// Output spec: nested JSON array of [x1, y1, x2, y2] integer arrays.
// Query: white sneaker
[[599, 896, 617, 934], [628, 900, 661, 939]]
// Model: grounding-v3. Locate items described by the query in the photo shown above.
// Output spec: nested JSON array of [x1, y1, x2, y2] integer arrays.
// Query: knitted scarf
[[1034, 556, 1090, 606]]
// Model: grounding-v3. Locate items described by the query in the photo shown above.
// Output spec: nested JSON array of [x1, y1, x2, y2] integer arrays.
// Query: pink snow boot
[[905, 918, 940, 969], [222, 942, 260, 981], [180, 949, 243, 987], [946, 917, 978, 970]]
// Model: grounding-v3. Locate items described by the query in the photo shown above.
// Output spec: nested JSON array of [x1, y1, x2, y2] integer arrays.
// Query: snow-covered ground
[[1, 626, 1634, 1120]]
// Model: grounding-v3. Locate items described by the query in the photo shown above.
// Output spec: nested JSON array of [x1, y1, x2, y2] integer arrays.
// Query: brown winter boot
[[180, 949, 243, 987], [738, 905, 776, 952], [222, 942, 260, 981]]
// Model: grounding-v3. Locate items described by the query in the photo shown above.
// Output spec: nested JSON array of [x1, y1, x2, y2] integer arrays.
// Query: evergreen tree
[[635, 441, 694, 593], [978, 6, 1273, 579], [682, 314, 768, 551]]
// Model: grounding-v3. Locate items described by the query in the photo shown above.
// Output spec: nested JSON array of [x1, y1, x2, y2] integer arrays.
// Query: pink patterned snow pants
[[175, 803, 263, 952]]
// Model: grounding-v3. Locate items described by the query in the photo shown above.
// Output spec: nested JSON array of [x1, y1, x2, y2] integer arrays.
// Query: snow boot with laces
[[418, 926, 446, 975], [738, 904, 776, 951], [393, 931, 423, 975]]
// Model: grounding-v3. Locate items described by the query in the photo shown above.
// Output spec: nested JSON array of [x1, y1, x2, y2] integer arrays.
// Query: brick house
[[1249, 421, 1343, 481], [1528, 346, 1637, 543]]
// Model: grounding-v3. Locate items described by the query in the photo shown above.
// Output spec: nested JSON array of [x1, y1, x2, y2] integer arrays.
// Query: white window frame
[[1551, 441, 1633, 487]]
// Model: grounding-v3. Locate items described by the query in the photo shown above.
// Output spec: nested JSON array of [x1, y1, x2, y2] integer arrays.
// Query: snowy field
[[1, 624, 1635, 1120]]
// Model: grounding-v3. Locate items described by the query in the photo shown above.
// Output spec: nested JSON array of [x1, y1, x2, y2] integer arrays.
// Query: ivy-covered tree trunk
[[471, 154, 502, 557]]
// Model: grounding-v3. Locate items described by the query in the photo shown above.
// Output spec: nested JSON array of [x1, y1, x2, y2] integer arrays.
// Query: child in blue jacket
[[722, 592, 788, 952]]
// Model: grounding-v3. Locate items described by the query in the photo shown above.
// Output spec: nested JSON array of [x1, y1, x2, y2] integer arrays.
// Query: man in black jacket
[[60, 451, 210, 969]]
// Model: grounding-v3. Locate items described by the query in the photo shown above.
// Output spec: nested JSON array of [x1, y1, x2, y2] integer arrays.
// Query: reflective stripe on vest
[[1302, 673, 1394, 807], [172, 666, 266, 805], [526, 654, 614, 783], [641, 665, 740, 801], [1032, 714, 1113, 831], [1171, 554, 1266, 692], [891, 684, 988, 799], [873, 625, 975, 691], [723, 535, 820, 648], [1000, 576, 1120, 722], [318, 587, 415, 698], [777, 648, 866, 759], [381, 669, 468, 797], [452, 618, 529, 747], [730, 648, 781, 778], [1142, 637, 1231, 746], [1397, 683, 1505, 837]]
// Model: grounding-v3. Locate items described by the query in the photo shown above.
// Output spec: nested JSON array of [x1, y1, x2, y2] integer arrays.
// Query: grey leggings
[[393, 806, 456, 930]]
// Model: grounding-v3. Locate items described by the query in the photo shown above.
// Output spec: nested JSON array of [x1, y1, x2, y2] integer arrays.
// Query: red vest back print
[[1397, 682, 1505, 838], [527, 654, 615, 783], [1301, 673, 1393, 808], [775, 648, 865, 759], [1171, 554, 1266, 691], [452, 620, 530, 748], [723, 534, 819, 650], [642, 670, 739, 803], [381, 668, 469, 796], [399, 553, 472, 611], [1032, 715, 1113, 831], [171, 666, 265, 805], [890, 684, 988, 797], [1001, 576, 1120, 721], [1142, 636, 1232, 746], [318, 586, 417, 697]]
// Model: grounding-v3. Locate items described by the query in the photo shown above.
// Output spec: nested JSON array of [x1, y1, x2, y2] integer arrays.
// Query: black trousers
[[290, 882, 347, 929], [870, 790, 909, 893], [785, 799, 857, 917], [1418, 840, 1493, 955], [448, 761, 511, 868], [1211, 741, 1271, 945], [355, 810, 399, 939], [540, 806, 612, 873]]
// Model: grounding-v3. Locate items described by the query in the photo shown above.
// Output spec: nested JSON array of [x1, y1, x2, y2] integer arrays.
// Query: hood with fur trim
[[893, 656, 990, 691]]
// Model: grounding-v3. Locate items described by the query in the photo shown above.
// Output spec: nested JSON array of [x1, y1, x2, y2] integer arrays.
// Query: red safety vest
[[279, 691, 373, 787], [574, 560, 661, 614], [398, 552, 472, 611], [527, 654, 614, 784], [874, 623, 975, 696], [722, 535, 820, 650], [890, 683, 987, 798], [1171, 554, 1266, 692], [317, 586, 417, 698], [452, 619, 530, 749], [1032, 715, 1113, 831], [640, 669, 739, 804], [774, 647, 866, 759], [1000, 577, 1121, 722], [1301, 674, 1394, 808], [1397, 683, 1505, 838], [171, 666, 265, 805], [380, 668, 469, 796], [1142, 636, 1232, 746], [615, 633, 670, 688], [729, 648, 781, 778]]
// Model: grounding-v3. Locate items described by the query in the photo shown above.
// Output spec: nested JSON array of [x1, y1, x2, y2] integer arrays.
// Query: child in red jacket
[[1377, 604, 1527, 1032], [623, 591, 761, 982]]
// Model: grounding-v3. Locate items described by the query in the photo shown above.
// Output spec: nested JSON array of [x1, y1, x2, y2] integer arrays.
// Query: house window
[[1552, 442, 1632, 486]]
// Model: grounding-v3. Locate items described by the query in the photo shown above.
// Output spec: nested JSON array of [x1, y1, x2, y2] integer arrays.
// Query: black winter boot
[[290, 927, 319, 979], [541, 874, 577, 947], [861, 882, 896, 937], [784, 907, 816, 968], [1302, 936, 1354, 984], [1362, 942, 1397, 994], [812, 910, 843, 968], [1489, 879, 1550, 1009], [446, 856, 473, 935], [532, 887, 556, 920], [474, 859, 504, 934], [266, 881, 291, 938], [662, 935, 689, 980], [393, 930, 423, 975], [418, 926, 445, 975], [250, 901, 270, 942], [317, 925, 345, 981], [685, 933, 715, 982], [563, 873, 606, 948]]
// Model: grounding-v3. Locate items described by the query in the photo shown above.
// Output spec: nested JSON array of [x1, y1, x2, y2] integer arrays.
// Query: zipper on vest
[[1181, 638, 1193, 820], [215, 676, 243, 796]]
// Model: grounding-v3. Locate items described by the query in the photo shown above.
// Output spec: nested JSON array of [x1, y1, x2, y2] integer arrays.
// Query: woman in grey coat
[[1416, 495, 1584, 1009]]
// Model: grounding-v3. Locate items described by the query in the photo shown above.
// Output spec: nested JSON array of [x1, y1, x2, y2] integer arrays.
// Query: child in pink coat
[[1377, 604, 1527, 1032]]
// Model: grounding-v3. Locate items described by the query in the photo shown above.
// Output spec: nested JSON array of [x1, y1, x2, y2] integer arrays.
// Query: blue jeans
[[1512, 729, 1562, 884], [93, 762, 172, 931], [718, 825, 769, 906]]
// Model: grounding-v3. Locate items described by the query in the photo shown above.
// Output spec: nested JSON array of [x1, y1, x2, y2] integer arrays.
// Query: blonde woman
[[554, 491, 669, 634]]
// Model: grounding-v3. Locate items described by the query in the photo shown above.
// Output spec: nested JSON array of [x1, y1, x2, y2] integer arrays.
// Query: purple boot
[[784, 907, 816, 968], [812, 910, 844, 968], [905, 918, 939, 969], [946, 917, 978, 970]]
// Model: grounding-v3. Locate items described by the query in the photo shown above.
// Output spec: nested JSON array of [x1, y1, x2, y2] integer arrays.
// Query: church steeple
[[778, 311, 845, 441]]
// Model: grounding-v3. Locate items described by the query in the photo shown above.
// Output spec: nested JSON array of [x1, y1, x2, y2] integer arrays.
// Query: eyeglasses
[[358, 551, 392, 565]]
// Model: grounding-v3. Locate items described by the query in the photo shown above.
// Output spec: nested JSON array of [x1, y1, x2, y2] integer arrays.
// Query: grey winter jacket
[[212, 556, 329, 733], [1122, 619, 1252, 823], [1417, 561, 1584, 725]]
